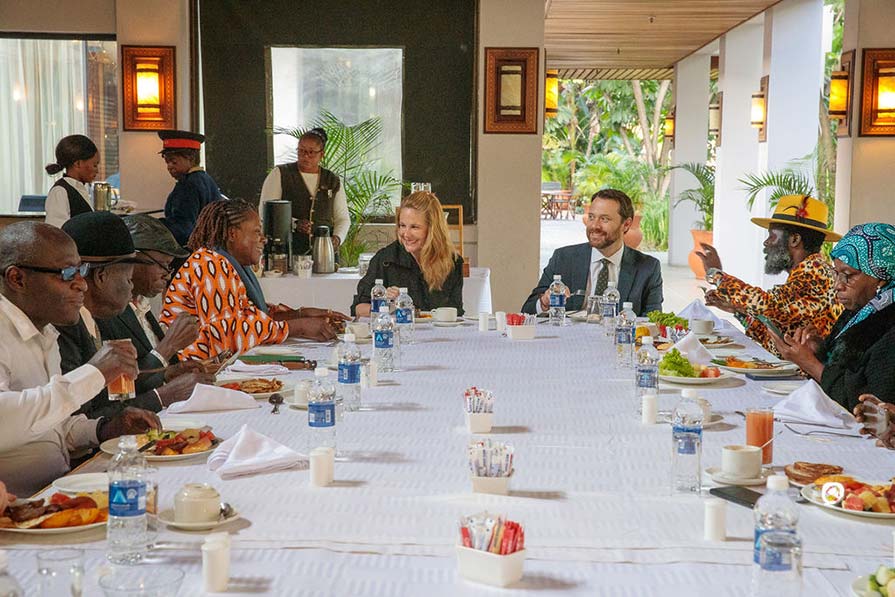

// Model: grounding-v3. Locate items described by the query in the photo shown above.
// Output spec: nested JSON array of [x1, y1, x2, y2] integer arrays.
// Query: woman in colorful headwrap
[[769, 222, 895, 410]]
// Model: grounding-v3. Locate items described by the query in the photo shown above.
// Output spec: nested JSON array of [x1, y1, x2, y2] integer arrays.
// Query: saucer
[[433, 320, 464, 328], [705, 467, 771, 487], [158, 508, 240, 531]]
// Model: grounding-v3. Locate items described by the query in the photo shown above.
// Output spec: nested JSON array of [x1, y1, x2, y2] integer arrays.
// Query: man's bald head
[[0, 222, 75, 278]]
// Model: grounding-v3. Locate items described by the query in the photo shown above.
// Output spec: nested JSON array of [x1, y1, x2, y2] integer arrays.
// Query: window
[[269, 47, 403, 207], [0, 38, 118, 214]]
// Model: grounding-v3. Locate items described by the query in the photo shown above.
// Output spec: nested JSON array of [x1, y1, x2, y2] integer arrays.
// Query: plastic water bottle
[[107, 435, 148, 564], [0, 551, 23, 596], [634, 335, 660, 412], [394, 287, 415, 347], [615, 301, 637, 368], [308, 367, 336, 452], [601, 281, 620, 336], [372, 305, 396, 373], [371, 278, 387, 314], [670, 392, 704, 495], [753, 475, 799, 564], [548, 275, 567, 326], [337, 333, 362, 413]]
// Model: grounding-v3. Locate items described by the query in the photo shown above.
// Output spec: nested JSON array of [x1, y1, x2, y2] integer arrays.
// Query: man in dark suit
[[522, 188, 663, 316], [97, 215, 205, 394]]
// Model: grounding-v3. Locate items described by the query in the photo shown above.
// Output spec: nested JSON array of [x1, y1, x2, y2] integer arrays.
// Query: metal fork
[[784, 423, 862, 438]]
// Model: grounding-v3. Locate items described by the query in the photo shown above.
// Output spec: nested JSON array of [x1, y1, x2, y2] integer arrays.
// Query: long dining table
[[1, 319, 890, 595]]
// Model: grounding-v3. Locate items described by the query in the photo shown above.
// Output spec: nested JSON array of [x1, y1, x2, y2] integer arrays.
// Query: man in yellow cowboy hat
[[696, 195, 843, 356]]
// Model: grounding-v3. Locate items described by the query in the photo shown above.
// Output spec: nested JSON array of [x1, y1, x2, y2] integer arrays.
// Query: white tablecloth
[[259, 267, 492, 315], [1, 323, 885, 596]]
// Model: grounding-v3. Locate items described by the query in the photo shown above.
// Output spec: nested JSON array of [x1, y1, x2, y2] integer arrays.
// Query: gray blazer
[[522, 243, 663, 316]]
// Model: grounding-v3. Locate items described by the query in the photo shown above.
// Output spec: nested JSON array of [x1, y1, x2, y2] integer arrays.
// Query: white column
[[476, 0, 544, 312], [713, 22, 764, 285], [668, 54, 711, 267]]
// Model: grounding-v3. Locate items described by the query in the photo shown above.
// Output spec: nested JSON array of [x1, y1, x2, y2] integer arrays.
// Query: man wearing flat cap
[[697, 195, 844, 356], [259, 127, 350, 255], [159, 130, 222, 246], [56, 212, 192, 420], [97, 214, 212, 396]]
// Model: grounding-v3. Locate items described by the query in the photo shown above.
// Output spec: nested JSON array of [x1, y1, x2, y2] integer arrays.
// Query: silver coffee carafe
[[312, 225, 335, 273]]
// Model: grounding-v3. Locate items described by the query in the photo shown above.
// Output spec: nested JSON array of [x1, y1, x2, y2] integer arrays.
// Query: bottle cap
[[681, 389, 699, 399], [553, 274, 561, 280], [344, 333, 356, 342], [767, 475, 789, 492], [399, 287, 408, 293], [375, 278, 383, 285], [623, 302, 633, 309], [314, 367, 329, 377], [379, 305, 389, 314], [642, 336, 653, 344]]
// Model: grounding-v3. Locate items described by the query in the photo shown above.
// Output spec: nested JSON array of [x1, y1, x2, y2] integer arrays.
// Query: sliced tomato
[[49, 493, 71, 505], [842, 493, 866, 511], [220, 382, 241, 390], [699, 366, 721, 378]]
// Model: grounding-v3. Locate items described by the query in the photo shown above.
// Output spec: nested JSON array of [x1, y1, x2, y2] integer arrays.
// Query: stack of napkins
[[773, 380, 856, 429], [672, 332, 714, 366], [225, 360, 290, 376], [677, 299, 727, 329], [166, 384, 259, 414], [208, 424, 306, 479]]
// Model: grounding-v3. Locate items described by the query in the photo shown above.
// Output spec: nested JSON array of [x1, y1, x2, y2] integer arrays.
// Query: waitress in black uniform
[[44, 134, 99, 228]]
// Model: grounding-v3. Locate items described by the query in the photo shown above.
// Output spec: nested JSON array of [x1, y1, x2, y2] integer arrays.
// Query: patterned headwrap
[[829, 222, 895, 337]]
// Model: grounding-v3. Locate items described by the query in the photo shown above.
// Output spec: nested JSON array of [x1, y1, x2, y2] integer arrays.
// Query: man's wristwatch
[[705, 267, 724, 285]]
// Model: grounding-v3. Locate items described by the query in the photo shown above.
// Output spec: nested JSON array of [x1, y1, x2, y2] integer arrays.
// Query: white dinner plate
[[0, 521, 106, 535], [852, 575, 873, 597], [762, 381, 806, 396], [100, 438, 218, 462], [215, 378, 294, 400], [705, 467, 772, 487], [158, 417, 208, 431], [658, 372, 735, 385], [462, 314, 495, 322], [157, 508, 240, 531], [800, 484, 895, 520], [698, 335, 737, 349], [53, 473, 109, 495], [660, 413, 724, 428], [433, 321, 465, 328], [716, 361, 799, 375], [246, 345, 303, 356]]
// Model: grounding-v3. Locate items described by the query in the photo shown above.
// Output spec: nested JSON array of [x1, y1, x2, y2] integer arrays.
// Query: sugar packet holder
[[456, 511, 526, 587], [468, 439, 514, 494]]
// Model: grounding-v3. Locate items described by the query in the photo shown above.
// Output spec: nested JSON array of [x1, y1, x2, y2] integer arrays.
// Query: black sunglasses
[[135, 252, 174, 272], [14, 263, 90, 282]]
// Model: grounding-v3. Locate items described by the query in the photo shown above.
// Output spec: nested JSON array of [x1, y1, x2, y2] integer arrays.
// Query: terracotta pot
[[624, 214, 643, 249], [688, 229, 714, 279]]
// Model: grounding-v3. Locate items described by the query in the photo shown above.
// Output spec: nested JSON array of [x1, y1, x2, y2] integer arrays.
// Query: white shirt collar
[[62, 176, 89, 194], [591, 245, 624, 268], [0, 294, 59, 347], [79, 306, 100, 340], [131, 296, 152, 318]]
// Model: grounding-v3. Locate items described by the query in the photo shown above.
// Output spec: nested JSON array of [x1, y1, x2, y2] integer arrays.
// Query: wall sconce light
[[545, 69, 559, 118], [831, 50, 855, 137], [122, 45, 176, 131], [663, 109, 675, 142], [708, 100, 721, 135], [860, 48, 895, 136], [750, 75, 769, 142]]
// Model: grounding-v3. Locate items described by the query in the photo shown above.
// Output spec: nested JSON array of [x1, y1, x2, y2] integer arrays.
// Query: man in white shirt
[[522, 189, 663, 316], [259, 128, 350, 255], [0, 222, 159, 496]]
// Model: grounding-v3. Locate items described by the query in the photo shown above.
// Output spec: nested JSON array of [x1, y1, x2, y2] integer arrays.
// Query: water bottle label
[[395, 308, 413, 324], [754, 528, 797, 568], [308, 402, 335, 427], [602, 304, 616, 317], [615, 328, 633, 344], [109, 480, 146, 517], [372, 298, 387, 313], [549, 293, 566, 308], [374, 330, 394, 349], [338, 362, 361, 384], [672, 426, 702, 455], [635, 367, 658, 389]]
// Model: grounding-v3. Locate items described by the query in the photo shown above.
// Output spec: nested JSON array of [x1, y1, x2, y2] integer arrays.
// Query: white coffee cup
[[288, 379, 312, 405], [433, 307, 457, 323], [720, 445, 762, 479], [690, 318, 714, 335], [346, 321, 371, 339], [174, 483, 221, 523]]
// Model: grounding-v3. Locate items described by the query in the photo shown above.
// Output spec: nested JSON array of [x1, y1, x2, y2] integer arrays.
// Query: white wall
[[476, 0, 544, 312], [669, 53, 711, 267], [0, 0, 115, 33]]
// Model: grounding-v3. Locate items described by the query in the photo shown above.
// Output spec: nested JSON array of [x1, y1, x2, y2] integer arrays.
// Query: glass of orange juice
[[746, 408, 775, 464], [103, 339, 136, 401]]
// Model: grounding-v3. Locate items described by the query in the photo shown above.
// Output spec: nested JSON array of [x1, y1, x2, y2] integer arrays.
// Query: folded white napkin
[[677, 299, 726, 328], [225, 361, 290, 376], [208, 424, 306, 479], [166, 384, 260, 414], [773, 380, 856, 429], [672, 332, 714, 366]]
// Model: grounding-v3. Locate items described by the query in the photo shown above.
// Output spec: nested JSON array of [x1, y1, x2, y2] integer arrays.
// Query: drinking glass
[[752, 532, 802, 597], [585, 295, 603, 324], [104, 339, 135, 401], [140, 466, 159, 548], [746, 409, 775, 464], [98, 566, 184, 597], [37, 549, 84, 597], [294, 255, 313, 279]]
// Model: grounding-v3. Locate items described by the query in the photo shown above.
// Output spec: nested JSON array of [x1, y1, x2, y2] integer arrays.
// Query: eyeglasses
[[14, 263, 89, 281], [135, 252, 174, 273], [834, 270, 859, 286], [298, 148, 323, 157]]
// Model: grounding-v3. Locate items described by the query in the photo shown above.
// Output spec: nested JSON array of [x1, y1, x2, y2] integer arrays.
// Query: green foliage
[[739, 169, 814, 210], [639, 191, 668, 251], [672, 162, 715, 231], [275, 110, 402, 266]]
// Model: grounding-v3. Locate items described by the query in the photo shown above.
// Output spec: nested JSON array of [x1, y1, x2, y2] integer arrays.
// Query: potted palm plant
[[274, 111, 402, 266], [672, 162, 715, 278]]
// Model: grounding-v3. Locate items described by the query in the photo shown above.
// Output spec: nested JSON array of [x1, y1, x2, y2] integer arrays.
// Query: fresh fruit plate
[[711, 356, 799, 375], [216, 377, 294, 399], [100, 428, 220, 461], [800, 475, 895, 520], [0, 492, 108, 534], [658, 372, 735, 385]]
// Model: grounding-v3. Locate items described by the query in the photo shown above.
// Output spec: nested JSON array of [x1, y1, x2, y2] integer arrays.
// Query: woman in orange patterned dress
[[161, 199, 343, 360]]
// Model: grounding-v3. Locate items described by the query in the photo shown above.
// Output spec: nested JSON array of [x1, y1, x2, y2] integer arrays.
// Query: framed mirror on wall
[[483, 47, 539, 134]]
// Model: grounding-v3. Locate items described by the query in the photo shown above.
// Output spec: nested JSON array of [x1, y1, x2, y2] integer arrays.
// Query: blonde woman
[[352, 192, 464, 317]]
